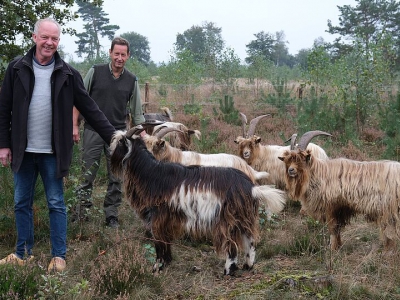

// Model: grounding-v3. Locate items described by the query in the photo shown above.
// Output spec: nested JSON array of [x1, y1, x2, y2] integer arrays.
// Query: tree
[[120, 31, 150, 66], [245, 55, 274, 99], [306, 45, 332, 96], [272, 31, 291, 67], [215, 47, 241, 92], [174, 21, 224, 64], [158, 49, 203, 86], [246, 30, 295, 67], [245, 31, 275, 65], [295, 48, 311, 71], [0, 0, 77, 82], [327, 0, 400, 56], [75, 0, 119, 60]]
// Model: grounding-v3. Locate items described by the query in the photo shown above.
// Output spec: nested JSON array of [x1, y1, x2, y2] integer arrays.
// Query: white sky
[[60, 0, 356, 64]]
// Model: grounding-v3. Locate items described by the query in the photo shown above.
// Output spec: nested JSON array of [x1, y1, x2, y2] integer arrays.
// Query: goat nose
[[288, 167, 296, 176]]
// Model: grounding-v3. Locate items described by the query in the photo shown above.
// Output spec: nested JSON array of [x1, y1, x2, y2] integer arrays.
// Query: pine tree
[[75, 0, 119, 60], [327, 0, 400, 54]]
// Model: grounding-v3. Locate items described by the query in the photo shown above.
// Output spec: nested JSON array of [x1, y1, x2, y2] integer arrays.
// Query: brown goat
[[235, 114, 329, 188]]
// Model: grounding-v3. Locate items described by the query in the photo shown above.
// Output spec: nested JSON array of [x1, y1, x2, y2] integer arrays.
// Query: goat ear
[[160, 140, 165, 148], [278, 156, 284, 161], [305, 153, 312, 163], [234, 136, 243, 144], [255, 136, 262, 144]]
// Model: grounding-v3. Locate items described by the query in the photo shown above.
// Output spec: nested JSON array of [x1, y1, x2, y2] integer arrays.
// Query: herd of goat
[[110, 108, 400, 275]]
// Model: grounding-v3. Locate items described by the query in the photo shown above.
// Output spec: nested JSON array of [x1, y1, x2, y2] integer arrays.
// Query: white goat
[[143, 127, 269, 184]]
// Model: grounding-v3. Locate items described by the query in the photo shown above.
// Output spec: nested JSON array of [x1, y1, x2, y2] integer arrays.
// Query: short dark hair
[[111, 37, 130, 53]]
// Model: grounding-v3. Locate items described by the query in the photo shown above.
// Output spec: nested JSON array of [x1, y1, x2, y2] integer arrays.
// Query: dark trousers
[[76, 128, 121, 219]]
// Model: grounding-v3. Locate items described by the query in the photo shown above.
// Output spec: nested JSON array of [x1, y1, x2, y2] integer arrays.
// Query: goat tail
[[253, 170, 269, 181], [252, 185, 286, 213]]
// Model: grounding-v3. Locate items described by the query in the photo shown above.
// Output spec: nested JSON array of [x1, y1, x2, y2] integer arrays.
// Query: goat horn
[[239, 112, 247, 137], [284, 133, 298, 150], [155, 127, 184, 139], [126, 125, 145, 138], [247, 114, 271, 137], [297, 130, 332, 151]]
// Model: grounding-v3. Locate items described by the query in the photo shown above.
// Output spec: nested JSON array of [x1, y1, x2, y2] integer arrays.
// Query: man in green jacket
[[73, 37, 145, 228]]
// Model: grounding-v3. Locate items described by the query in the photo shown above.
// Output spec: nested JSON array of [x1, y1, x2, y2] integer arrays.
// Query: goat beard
[[110, 138, 130, 179]]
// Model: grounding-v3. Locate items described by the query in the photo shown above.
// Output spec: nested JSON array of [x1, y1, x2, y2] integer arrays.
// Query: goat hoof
[[242, 263, 253, 271], [152, 261, 164, 274], [224, 263, 239, 276]]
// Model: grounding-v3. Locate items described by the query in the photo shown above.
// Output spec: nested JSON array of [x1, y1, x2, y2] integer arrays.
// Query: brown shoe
[[48, 257, 66, 273], [0, 253, 34, 266]]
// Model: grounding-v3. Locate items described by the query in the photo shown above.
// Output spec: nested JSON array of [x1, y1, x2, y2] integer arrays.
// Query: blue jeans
[[13, 152, 67, 260]]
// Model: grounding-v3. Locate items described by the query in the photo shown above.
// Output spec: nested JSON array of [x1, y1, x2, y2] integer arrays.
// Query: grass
[[3, 168, 400, 299], [1, 85, 400, 299]]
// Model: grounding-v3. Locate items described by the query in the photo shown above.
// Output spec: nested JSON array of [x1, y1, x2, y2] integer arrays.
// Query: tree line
[[2, 0, 400, 154], [1, 1, 400, 78]]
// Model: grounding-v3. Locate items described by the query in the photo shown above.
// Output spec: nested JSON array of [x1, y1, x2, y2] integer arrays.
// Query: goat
[[110, 126, 286, 275], [234, 113, 328, 189], [143, 127, 269, 184], [279, 131, 400, 250], [151, 121, 201, 150]]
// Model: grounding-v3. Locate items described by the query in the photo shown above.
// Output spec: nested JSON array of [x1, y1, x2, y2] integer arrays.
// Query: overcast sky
[[60, 0, 357, 64]]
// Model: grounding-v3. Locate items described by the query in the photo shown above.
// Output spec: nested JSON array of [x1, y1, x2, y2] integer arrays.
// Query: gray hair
[[33, 18, 61, 35]]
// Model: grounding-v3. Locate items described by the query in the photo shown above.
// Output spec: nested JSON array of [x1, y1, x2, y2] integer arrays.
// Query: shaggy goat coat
[[235, 135, 328, 188], [279, 149, 400, 250], [110, 130, 286, 275], [143, 135, 269, 184]]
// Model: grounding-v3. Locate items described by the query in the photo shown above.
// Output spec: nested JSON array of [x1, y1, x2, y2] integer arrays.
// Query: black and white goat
[[110, 126, 286, 275]]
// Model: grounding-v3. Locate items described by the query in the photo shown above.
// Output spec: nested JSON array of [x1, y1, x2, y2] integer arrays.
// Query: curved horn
[[239, 112, 247, 137], [155, 127, 184, 139], [247, 114, 271, 137], [284, 133, 298, 150], [297, 130, 332, 151], [126, 125, 145, 138]]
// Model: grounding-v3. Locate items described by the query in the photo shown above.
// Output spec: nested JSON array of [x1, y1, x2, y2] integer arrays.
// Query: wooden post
[[143, 82, 149, 113]]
